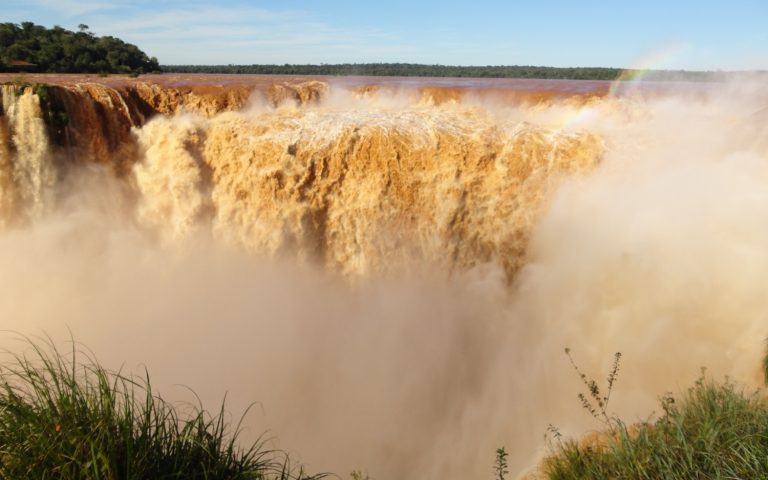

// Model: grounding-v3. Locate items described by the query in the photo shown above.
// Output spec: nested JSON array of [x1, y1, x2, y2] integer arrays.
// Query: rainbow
[[552, 44, 687, 132], [608, 43, 687, 96]]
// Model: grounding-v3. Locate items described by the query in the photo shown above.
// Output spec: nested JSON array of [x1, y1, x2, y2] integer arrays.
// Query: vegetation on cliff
[[0, 337, 318, 479], [0, 22, 160, 74]]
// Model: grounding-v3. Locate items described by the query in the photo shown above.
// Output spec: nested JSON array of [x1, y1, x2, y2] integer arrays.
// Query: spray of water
[[0, 78, 766, 478]]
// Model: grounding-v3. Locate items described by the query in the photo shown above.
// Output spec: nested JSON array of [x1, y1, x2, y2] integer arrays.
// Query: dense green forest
[[0, 22, 160, 74], [163, 63, 622, 80], [162, 63, 736, 81]]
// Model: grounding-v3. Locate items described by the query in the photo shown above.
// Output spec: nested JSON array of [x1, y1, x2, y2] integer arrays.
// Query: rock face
[[0, 76, 604, 278]]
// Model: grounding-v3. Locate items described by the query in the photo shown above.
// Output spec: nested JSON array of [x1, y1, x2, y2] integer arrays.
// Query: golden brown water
[[0, 74, 766, 479], [0, 76, 607, 278]]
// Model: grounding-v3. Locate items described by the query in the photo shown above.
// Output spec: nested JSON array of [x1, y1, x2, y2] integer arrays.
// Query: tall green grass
[[544, 375, 768, 479], [0, 337, 320, 480]]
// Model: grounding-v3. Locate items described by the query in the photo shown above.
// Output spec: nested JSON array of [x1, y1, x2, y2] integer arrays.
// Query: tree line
[[161, 63, 739, 82], [0, 22, 160, 74]]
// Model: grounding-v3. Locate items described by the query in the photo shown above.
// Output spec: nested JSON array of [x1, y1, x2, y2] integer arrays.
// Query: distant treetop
[[0, 22, 160, 74], [163, 63, 625, 80], [161, 63, 745, 82]]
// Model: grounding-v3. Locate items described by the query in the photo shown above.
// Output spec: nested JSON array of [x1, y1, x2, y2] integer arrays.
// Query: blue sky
[[5, 0, 768, 69]]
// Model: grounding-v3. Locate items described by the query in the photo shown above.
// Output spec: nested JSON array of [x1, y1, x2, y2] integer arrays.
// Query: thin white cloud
[[91, 6, 294, 33], [79, 3, 412, 64]]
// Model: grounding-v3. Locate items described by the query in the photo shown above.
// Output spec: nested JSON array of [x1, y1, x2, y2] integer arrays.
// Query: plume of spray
[[0, 77, 766, 480]]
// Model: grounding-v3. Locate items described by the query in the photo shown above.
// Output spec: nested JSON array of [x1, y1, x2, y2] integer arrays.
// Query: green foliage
[[0, 22, 160, 74], [493, 447, 509, 480], [163, 63, 625, 80], [544, 375, 768, 479], [36, 84, 69, 139], [0, 336, 321, 480], [161, 63, 740, 81]]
